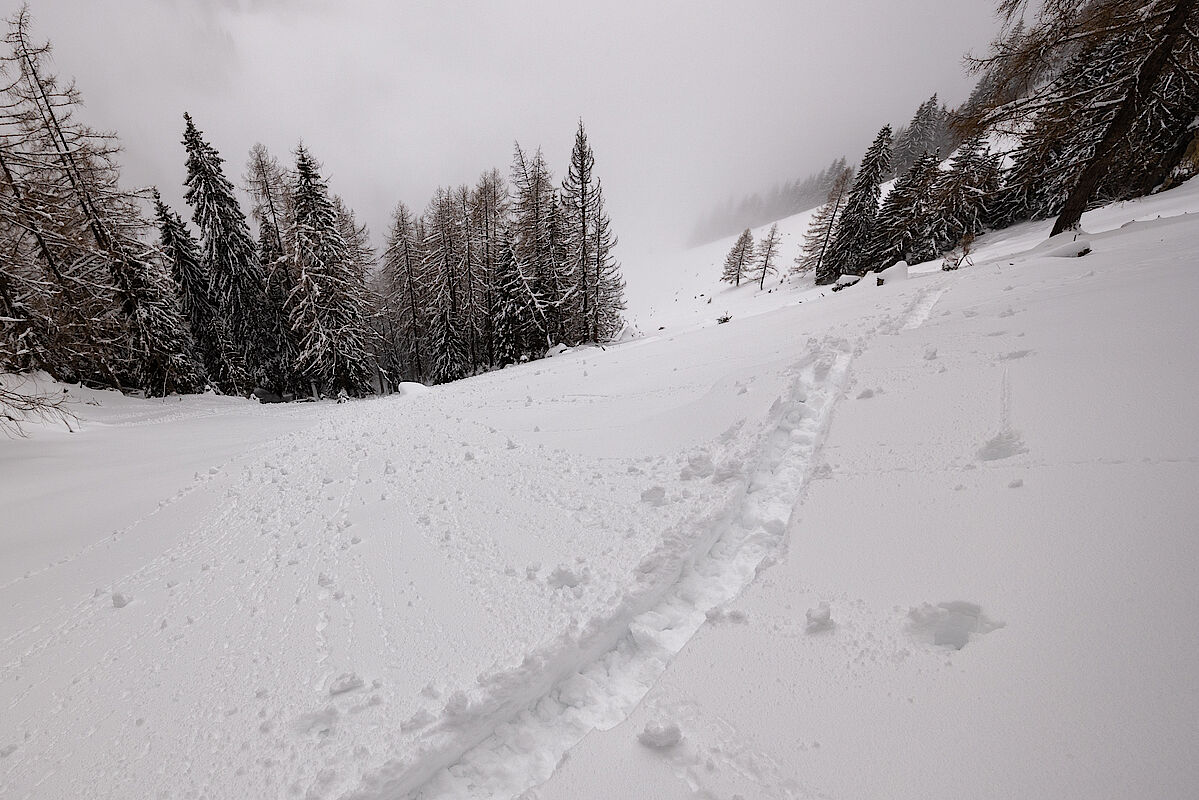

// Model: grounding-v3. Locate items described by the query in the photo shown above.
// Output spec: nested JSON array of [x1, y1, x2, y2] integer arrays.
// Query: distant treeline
[[691, 94, 958, 247]]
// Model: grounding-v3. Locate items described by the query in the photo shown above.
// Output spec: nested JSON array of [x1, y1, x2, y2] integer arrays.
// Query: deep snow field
[[3, 179, 1199, 800]]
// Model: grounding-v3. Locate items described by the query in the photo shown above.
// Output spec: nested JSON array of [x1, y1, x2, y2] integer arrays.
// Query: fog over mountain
[[1, 0, 997, 267]]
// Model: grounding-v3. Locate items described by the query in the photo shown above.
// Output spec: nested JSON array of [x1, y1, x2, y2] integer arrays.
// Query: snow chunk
[[679, 453, 715, 481], [705, 606, 748, 624], [640, 485, 667, 506], [978, 429, 1028, 461], [712, 459, 743, 482], [397, 381, 429, 396], [401, 708, 435, 732], [547, 565, 588, 589], [111, 592, 132, 609], [638, 720, 683, 748], [611, 322, 641, 342], [805, 602, 834, 633], [908, 601, 1004, 650], [328, 672, 365, 696], [872, 260, 909, 285]]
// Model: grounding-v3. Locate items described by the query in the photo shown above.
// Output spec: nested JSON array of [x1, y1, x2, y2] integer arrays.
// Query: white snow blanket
[[3, 179, 1199, 800]]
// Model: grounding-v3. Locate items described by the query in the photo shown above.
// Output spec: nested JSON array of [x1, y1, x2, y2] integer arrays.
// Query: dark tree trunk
[[1051, 0, 1197, 235]]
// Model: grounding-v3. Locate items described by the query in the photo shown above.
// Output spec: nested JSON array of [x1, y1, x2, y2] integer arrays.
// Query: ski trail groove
[[342, 336, 856, 800], [901, 287, 947, 331]]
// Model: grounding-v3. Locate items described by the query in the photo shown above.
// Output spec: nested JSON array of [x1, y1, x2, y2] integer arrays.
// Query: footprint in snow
[[907, 601, 1004, 650], [640, 486, 667, 506]]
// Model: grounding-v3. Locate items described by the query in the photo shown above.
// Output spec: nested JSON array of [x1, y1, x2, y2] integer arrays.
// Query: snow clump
[[805, 602, 834, 633], [638, 720, 683, 748]]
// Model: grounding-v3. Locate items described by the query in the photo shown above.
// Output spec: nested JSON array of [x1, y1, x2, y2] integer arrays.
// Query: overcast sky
[[3, 0, 1000, 270]]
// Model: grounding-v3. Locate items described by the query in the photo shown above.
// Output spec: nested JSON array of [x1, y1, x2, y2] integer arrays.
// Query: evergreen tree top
[[852, 125, 894, 191]]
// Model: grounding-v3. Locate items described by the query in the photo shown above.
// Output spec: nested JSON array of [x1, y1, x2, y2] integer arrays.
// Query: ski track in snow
[[347, 342, 854, 800], [900, 287, 947, 331], [346, 293, 941, 800]]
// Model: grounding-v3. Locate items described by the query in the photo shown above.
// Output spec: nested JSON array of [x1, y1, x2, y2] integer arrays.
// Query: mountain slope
[[2, 180, 1198, 800]]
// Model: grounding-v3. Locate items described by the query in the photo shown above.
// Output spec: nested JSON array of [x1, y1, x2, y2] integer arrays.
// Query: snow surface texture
[[3, 179, 1199, 800], [531, 181, 1199, 800]]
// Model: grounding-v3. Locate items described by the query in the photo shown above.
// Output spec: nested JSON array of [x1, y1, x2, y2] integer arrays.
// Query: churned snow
[[2, 178, 1199, 800]]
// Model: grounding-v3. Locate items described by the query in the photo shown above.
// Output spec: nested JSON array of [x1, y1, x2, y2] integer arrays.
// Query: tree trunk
[[1051, 0, 1196, 235]]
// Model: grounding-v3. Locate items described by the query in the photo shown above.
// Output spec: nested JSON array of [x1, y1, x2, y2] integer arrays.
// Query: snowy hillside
[[624, 203, 824, 333], [3, 179, 1199, 800]]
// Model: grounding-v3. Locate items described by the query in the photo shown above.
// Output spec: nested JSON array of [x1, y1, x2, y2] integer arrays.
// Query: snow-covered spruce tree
[[151, 190, 228, 387], [560, 121, 623, 343], [752, 223, 781, 289], [118, 239, 208, 396], [962, 0, 1199, 235], [721, 229, 755, 286], [793, 165, 852, 278], [933, 100, 956, 156], [379, 201, 428, 382], [823, 124, 892, 282], [559, 121, 595, 344], [545, 193, 572, 341], [933, 134, 1001, 254], [1, 9, 203, 395], [256, 221, 296, 395], [285, 145, 373, 397], [488, 226, 523, 368], [870, 152, 943, 270], [181, 112, 268, 393], [588, 176, 625, 341], [422, 186, 471, 382], [892, 95, 943, 176], [427, 302, 470, 385], [334, 196, 381, 389], [492, 219, 547, 365]]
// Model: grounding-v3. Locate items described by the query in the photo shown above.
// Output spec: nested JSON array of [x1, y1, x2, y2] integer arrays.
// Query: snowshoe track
[[344, 336, 855, 800]]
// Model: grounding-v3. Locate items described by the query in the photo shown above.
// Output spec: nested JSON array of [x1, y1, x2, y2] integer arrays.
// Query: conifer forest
[[0, 5, 625, 402]]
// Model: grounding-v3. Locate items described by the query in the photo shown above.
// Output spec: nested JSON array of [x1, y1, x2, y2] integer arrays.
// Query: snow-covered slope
[[3, 180, 1199, 800], [623, 203, 825, 333]]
